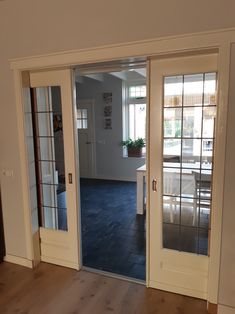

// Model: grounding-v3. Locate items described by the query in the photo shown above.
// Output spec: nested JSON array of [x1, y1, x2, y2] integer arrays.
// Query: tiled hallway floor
[[80, 179, 146, 281]]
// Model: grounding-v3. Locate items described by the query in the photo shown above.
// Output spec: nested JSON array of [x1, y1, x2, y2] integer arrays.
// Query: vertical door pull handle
[[68, 173, 73, 184], [152, 179, 157, 192]]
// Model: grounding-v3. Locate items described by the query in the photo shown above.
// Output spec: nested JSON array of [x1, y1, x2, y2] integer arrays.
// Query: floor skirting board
[[4, 254, 33, 268], [218, 305, 235, 314]]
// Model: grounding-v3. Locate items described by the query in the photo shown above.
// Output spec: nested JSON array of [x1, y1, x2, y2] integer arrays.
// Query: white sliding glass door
[[149, 54, 217, 299], [30, 69, 79, 269]]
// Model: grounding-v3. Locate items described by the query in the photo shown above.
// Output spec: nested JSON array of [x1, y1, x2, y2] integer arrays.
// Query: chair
[[163, 171, 179, 223], [192, 171, 212, 225]]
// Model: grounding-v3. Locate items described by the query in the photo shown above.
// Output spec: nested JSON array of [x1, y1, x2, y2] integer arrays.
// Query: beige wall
[[0, 0, 235, 276]]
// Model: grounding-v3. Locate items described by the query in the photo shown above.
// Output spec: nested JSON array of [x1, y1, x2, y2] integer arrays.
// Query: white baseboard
[[149, 280, 207, 300], [41, 256, 79, 270], [4, 254, 33, 268], [218, 305, 235, 314]]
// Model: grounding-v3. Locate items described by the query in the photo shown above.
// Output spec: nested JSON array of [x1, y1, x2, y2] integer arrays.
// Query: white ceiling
[[75, 67, 146, 83]]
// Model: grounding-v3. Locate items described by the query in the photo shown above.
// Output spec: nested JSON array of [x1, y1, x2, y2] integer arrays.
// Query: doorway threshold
[[82, 266, 146, 286]]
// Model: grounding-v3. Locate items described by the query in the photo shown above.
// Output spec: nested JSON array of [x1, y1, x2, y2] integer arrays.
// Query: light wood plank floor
[[0, 262, 208, 314]]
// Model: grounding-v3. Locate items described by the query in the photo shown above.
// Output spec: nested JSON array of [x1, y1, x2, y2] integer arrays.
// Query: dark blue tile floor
[[57, 192, 67, 231], [80, 179, 146, 281]]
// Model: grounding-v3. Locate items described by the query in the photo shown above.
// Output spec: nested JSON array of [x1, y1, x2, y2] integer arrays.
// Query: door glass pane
[[163, 196, 180, 224], [182, 139, 201, 165], [164, 108, 182, 138], [180, 226, 198, 254], [204, 72, 217, 106], [163, 168, 180, 225], [202, 140, 214, 165], [181, 197, 198, 227], [181, 169, 196, 198], [183, 74, 203, 107], [41, 183, 67, 208], [162, 72, 217, 255], [202, 106, 216, 138], [164, 76, 183, 107], [83, 119, 88, 129], [182, 107, 202, 138], [163, 139, 181, 166], [77, 109, 82, 119], [198, 228, 209, 255], [35, 86, 67, 231], [163, 224, 180, 251], [82, 109, 87, 119], [37, 113, 53, 136], [163, 168, 180, 196]]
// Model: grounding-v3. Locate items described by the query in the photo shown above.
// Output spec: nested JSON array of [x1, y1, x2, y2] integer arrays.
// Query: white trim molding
[[13, 70, 34, 262], [40, 256, 79, 270], [207, 42, 231, 305], [4, 255, 33, 268], [149, 280, 207, 300]]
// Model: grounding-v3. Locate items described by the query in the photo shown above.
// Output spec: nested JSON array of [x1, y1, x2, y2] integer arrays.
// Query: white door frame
[[77, 99, 97, 178], [11, 28, 234, 304]]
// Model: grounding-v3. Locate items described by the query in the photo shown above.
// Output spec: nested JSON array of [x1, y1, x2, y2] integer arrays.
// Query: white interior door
[[77, 100, 95, 178], [30, 69, 79, 269], [149, 54, 218, 299]]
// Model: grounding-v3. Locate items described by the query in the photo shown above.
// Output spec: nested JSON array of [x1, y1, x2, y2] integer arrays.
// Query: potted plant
[[121, 138, 145, 157]]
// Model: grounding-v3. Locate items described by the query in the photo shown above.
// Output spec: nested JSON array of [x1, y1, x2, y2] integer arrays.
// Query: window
[[123, 84, 147, 155], [129, 85, 146, 98], [77, 109, 88, 129], [128, 104, 146, 139]]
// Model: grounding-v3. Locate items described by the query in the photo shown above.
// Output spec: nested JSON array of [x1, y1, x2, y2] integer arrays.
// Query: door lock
[[68, 173, 73, 184], [152, 179, 157, 192]]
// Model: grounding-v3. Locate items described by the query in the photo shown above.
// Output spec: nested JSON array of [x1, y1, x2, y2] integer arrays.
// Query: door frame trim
[[11, 28, 234, 303], [77, 99, 97, 178]]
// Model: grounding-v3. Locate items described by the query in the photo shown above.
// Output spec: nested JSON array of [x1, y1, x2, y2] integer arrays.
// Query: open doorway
[[75, 61, 147, 281]]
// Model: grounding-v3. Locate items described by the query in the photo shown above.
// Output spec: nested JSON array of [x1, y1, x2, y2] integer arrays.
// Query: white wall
[[77, 75, 145, 181], [0, 0, 235, 273]]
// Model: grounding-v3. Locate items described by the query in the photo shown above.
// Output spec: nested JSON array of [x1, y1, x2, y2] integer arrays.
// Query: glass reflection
[[162, 72, 217, 255], [35, 86, 67, 231]]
